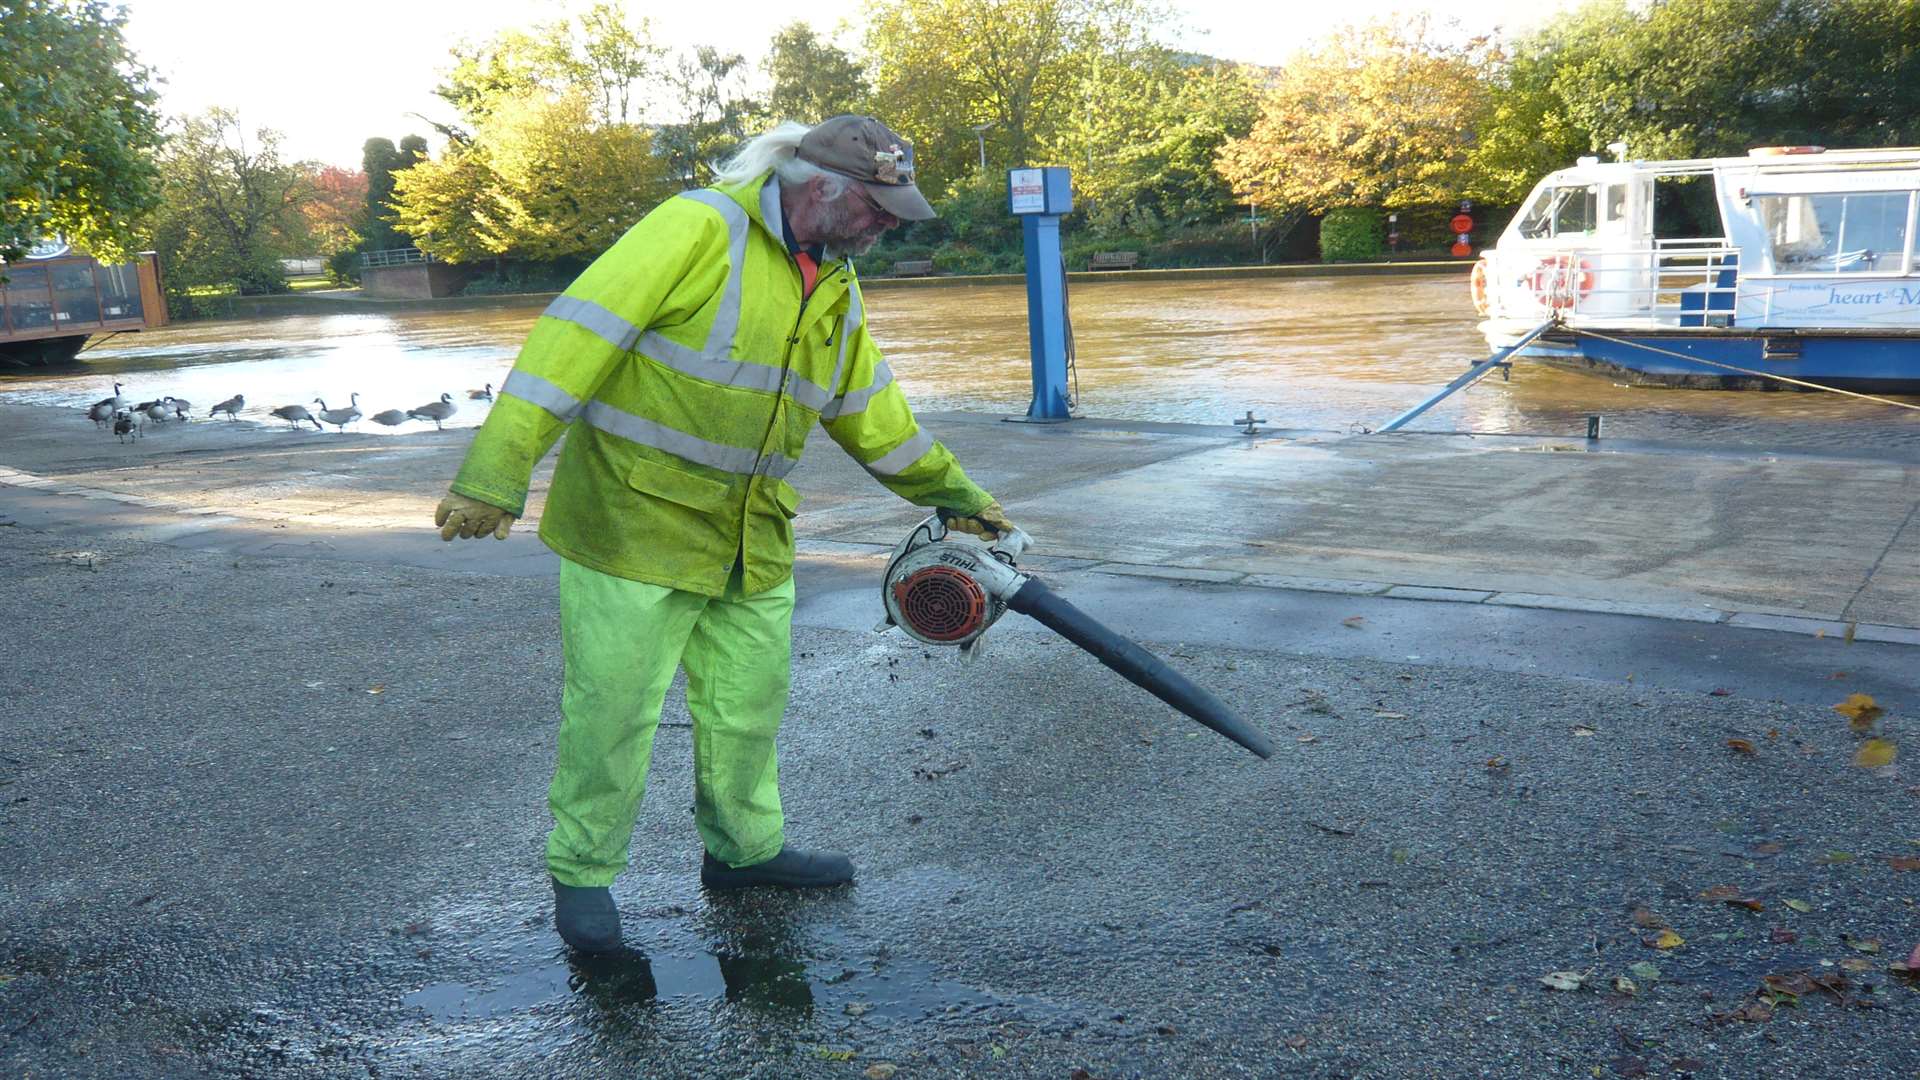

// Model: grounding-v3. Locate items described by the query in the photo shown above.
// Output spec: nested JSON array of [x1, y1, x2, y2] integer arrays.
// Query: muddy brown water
[[5, 275, 1918, 457]]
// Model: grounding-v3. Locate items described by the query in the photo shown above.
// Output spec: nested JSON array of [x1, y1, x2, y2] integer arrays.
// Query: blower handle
[[1005, 577, 1274, 759]]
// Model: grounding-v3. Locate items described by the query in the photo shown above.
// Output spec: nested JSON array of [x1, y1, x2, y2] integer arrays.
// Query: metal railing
[[360, 247, 435, 269], [1490, 242, 1741, 326]]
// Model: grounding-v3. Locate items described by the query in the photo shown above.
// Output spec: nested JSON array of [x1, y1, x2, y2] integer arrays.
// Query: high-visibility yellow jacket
[[449, 171, 993, 597]]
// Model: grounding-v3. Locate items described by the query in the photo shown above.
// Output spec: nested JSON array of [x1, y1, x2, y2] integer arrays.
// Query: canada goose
[[112, 411, 138, 442], [142, 400, 173, 425], [270, 403, 323, 430], [169, 397, 192, 420], [468, 383, 494, 401], [132, 398, 167, 417], [91, 382, 126, 412], [369, 408, 409, 426], [87, 400, 116, 427], [406, 393, 457, 430], [314, 393, 362, 432], [209, 394, 245, 420]]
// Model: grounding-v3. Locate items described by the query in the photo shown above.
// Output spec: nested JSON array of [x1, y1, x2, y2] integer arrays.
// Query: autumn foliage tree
[[300, 166, 367, 256], [1216, 19, 1493, 216]]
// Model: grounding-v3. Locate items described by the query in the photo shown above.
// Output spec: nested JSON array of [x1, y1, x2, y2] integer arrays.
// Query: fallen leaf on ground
[[1650, 930, 1685, 950], [1540, 970, 1586, 991], [1784, 899, 1813, 913], [367, 685, 386, 695], [1725, 738, 1757, 755], [1296, 734, 1319, 744], [1716, 999, 1774, 1023], [1844, 621, 1858, 644], [844, 1002, 873, 1016], [813, 1048, 856, 1062], [1854, 739, 1898, 768], [1818, 851, 1856, 865], [1888, 856, 1920, 871], [1845, 936, 1882, 954], [1628, 961, 1661, 982], [1283, 1035, 1308, 1050], [1612, 975, 1637, 995], [1771, 927, 1799, 944], [1485, 755, 1509, 770], [863, 1065, 897, 1080], [1750, 842, 1785, 855], [1723, 897, 1765, 912], [1609, 1056, 1649, 1078], [1071, 1069, 1096, 1080], [1630, 906, 1667, 929], [1341, 616, 1366, 629], [1762, 972, 1817, 998], [1572, 725, 1597, 737], [1699, 885, 1743, 900], [1374, 710, 1408, 719], [1709, 687, 1734, 697], [1840, 957, 1875, 972], [1833, 692, 1883, 731]]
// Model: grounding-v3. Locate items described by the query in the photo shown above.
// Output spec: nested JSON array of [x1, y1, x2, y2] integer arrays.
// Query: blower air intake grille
[[891, 565, 989, 642]]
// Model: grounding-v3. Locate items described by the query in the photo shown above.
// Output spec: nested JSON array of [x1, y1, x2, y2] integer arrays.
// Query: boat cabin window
[[1753, 191, 1913, 274], [1517, 184, 1600, 239]]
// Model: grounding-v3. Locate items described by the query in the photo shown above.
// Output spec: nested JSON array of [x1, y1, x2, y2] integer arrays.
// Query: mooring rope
[[1568, 327, 1920, 413]]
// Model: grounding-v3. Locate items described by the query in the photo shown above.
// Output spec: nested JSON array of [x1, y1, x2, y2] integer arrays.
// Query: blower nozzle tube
[[1005, 577, 1274, 759]]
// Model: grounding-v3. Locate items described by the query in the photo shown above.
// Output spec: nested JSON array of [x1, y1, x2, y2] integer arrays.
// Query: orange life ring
[[1469, 258, 1491, 315], [1529, 255, 1593, 311]]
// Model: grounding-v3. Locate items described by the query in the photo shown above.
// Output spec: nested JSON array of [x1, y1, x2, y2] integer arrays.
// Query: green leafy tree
[[761, 22, 868, 123], [394, 91, 673, 262], [359, 136, 428, 252], [0, 0, 162, 261], [149, 109, 310, 295], [863, 0, 1173, 195], [435, 2, 667, 129], [656, 46, 759, 186], [1217, 18, 1493, 214], [1469, 0, 1920, 201]]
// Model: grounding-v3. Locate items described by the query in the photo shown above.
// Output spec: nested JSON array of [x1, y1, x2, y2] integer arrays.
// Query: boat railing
[[1493, 243, 1741, 325]]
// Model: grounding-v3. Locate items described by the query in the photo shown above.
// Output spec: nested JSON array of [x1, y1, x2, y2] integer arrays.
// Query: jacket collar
[[716, 171, 855, 266]]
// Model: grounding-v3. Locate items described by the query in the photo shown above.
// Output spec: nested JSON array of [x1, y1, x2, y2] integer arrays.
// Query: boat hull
[[1483, 325, 1920, 394], [0, 334, 87, 369]]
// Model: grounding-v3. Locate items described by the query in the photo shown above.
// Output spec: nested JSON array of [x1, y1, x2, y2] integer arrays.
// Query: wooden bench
[[890, 259, 935, 277], [1088, 251, 1139, 271]]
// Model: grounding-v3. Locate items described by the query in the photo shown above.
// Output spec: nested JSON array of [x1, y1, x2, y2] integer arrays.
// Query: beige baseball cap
[[796, 115, 937, 221]]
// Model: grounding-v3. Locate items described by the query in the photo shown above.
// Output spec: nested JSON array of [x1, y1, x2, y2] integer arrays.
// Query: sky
[[119, 0, 1578, 169]]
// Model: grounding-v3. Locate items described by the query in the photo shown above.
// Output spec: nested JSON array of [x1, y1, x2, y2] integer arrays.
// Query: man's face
[[802, 177, 900, 255]]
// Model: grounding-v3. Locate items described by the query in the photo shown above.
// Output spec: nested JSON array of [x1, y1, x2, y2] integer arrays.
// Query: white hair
[[711, 120, 848, 197]]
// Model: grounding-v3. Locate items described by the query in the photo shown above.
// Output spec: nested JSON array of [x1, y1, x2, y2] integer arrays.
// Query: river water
[[5, 274, 1919, 456]]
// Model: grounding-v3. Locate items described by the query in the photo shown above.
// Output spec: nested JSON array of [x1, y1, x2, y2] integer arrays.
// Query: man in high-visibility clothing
[[433, 115, 1019, 953]]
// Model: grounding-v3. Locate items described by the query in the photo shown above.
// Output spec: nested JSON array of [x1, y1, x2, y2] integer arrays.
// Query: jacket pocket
[[628, 455, 731, 510], [774, 479, 802, 519]]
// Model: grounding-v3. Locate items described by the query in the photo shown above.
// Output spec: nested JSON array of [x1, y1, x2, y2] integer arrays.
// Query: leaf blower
[[877, 514, 1274, 759]]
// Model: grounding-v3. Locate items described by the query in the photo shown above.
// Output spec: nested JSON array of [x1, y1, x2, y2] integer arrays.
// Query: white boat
[[1474, 146, 1920, 392]]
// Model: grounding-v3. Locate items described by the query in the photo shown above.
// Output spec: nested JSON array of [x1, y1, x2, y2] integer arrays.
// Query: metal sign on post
[[1008, 167, 1074, 422]]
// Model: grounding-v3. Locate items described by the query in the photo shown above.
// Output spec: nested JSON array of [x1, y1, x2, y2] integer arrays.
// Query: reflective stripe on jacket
[[449, 171, 993, 597]]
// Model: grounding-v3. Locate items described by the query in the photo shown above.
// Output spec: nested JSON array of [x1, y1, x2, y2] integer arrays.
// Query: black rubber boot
[[701, 847, 855, 890], [552, 878, 622, 953]]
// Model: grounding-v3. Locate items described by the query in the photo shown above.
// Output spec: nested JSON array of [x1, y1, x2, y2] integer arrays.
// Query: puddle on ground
[[402, 869, 1077, 1032]]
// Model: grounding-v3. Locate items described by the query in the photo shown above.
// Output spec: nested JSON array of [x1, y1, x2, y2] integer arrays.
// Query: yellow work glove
[[938, 500, 1017, 541], [435, 492, 516, 541]]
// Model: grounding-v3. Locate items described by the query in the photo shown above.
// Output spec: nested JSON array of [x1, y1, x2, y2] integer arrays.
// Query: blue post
[[1009, 167, 1074, 422]]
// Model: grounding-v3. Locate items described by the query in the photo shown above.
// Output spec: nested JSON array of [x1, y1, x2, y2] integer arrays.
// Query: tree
[[360, 136, 427, 252], [655, 46, 758, 187], [149, 109, 310, 295], [1216, 19, 1493, 214], [0, 0, 162, 261], [300, 166, 367, 256], [863, 0, 1173, 195], [394, 91, 674, 263], [761, 22, 868, 124], [435, 2, 667, 129]]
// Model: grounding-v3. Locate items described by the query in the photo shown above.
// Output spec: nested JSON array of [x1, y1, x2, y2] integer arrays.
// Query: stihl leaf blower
[[877, 514, 1273, 759]]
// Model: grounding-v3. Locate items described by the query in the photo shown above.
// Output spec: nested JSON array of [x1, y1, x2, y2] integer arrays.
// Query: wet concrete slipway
[[4, 381, 1920, 1075]]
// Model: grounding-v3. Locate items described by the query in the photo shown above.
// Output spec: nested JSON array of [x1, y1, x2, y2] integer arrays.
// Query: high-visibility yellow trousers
[[546, 557, 794, 887]]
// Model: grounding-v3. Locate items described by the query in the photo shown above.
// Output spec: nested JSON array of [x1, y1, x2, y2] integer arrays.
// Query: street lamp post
[[971, 122, 995, 170]]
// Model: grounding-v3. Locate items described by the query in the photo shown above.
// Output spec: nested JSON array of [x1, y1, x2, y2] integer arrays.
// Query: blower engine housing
[[880, 517, 1027, 647]]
